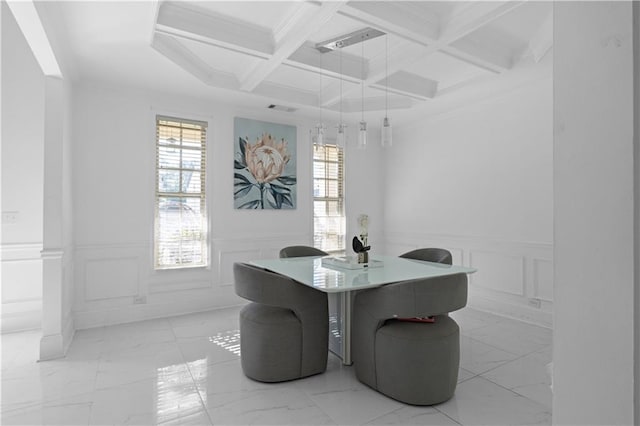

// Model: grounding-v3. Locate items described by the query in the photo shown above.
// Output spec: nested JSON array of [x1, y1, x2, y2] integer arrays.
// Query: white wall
[[634, 2, 640, 422], [553, 2, 636, 424], [1, 3, 45, 333], [383, 75, 553, 326], [71, 82, 384, 328]]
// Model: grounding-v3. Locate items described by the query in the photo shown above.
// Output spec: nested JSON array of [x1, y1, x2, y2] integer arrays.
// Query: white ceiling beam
[[239, 1, 347, 92], [441, 1, 525, 41], [525, 10, 553, 63], [286, 42, 366, 81], [252, 82, 318, 108], [374, 71, 438, 100], [6, 0, 62, 77], [338, 2, 439, 47], [321, 0, 526, 106], [447, 38, 513, 72], [156, 1, 273, 58], [151, 33, 239, 88]]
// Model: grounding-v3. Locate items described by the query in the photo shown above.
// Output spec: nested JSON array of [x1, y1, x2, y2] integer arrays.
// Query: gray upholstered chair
[[279, 245, 328, 258], [352, 273, 468, 405], [233, 262, 329, 382], [400, 248, 453, 265]]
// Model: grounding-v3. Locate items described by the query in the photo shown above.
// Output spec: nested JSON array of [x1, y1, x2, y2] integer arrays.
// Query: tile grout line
[[168, 317, 215, 426]]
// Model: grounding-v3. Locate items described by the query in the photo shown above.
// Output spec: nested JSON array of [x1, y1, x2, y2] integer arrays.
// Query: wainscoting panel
[[1, 243, 43, 333], [213, 235, 311, 287], [85, 257, 139, 301], [383, 232, 553, 327], [73, 235, 310, 329], [75, 244, 147, 312], [469, 250, 525, 296], [533, 258, 553, 302], [218, 249, 261, 287]]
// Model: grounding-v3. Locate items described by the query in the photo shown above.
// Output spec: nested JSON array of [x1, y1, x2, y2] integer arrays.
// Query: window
[[155, 116, 207, 269], [313, 143, 345, 253]]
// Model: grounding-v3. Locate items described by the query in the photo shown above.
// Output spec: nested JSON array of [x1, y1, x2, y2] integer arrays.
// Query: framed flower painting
[[233, 117, 297, 209]]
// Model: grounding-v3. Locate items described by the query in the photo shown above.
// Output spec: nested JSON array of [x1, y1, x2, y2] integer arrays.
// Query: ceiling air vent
[[267, 104, 297, 113]]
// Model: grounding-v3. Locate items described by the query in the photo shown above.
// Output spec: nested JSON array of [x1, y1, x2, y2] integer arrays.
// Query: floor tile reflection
[[2, 306, 552, 425]]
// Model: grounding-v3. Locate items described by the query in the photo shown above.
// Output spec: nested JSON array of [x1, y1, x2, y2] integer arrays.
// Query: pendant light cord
[[361, 38, 365, 122], [319, 51, 322, 125], [339, 46, 343, 124], [385, 34, 389, 116]]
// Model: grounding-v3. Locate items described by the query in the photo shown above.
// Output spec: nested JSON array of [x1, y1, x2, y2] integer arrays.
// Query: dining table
[[249, 254, 477, 365]]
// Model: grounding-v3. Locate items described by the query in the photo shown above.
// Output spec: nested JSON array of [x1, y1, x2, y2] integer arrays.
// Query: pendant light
[[315, 50, 325, 146], [336, 44, 346, 148], [357, 36, 367, 150], [381, 34, 393, 147]]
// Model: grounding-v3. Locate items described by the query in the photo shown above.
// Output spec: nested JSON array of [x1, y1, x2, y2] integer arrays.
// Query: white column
[[553, 1, 636, 424], [40, 76, 65, 361]]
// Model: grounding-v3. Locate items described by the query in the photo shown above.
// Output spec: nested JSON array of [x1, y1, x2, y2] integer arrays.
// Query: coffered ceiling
[[37, 1, 553, 124]]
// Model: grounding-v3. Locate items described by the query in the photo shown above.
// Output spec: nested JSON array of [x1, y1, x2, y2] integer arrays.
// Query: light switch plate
[[1, 211, 19, 224]]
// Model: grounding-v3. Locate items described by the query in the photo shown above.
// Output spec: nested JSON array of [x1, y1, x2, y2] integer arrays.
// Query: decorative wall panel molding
[[75, 244, 147, 311], [73, 234, 309, 329], [1, 243, 43, 261], [1, 243, 43, 333], [84, 257, 139, 301], [213, 233, 311, 286], [383, 232, 553, 327], [469, 250, 525, 296]]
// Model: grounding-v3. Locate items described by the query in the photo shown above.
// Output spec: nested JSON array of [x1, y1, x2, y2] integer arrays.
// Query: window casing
[[313, 143, 345, 253], [154, 116, 208, 269]]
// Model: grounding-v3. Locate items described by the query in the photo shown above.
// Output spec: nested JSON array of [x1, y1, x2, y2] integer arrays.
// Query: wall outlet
[[1, 211, 19, 224], [528, 298, 542, 309], [133, 295, 147, 304]]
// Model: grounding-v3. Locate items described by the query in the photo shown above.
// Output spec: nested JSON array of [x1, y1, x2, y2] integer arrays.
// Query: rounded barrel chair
[[352, 273, 468, 405], [399, 248, 453, 265], [279, 245, 328, 258], [233, 262, 328, 382]]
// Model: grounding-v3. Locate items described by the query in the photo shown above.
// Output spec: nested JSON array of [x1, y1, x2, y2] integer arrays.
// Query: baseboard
[[469, 292, 553, 329], [73, 286, 244, 330], [383, 231, 553, 328], [1, 309, 41, 334]]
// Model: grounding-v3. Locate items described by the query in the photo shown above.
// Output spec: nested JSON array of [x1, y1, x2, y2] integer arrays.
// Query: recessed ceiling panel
[[404, 51, 491, 91], [414, 1, 471, 23], [455, 2, 552, 59], [483, 1, 552, 48], [192, 1, 300, 33], [265, 64, 343, 94], [180, 38, 262, 76], [39, 0, 553, 121]]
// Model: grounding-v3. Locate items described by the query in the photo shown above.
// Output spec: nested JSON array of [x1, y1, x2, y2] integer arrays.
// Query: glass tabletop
[[248, 255, 477, 293]]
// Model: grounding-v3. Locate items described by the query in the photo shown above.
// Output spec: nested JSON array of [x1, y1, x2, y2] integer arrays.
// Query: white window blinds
[[313, 143, 345, 253], [155, 116, 208, 269]]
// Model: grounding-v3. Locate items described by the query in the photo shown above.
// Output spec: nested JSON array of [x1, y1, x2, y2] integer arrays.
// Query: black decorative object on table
[[352, 236, 370, 264], [354, 213, 371, 264]]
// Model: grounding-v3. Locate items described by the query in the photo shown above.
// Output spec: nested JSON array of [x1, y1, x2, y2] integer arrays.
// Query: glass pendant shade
[[336, 123, 347, 148], [358, 121, 367, 149], [316, 124, 325, 145], [381, 116, 393, 147]]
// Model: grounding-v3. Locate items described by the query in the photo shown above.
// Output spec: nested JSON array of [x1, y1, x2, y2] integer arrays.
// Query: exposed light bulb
[[381, 116, 392, 147], [336, 123, 346, 148], [358, 121, 367, 149], [316, 124, 325, 145]]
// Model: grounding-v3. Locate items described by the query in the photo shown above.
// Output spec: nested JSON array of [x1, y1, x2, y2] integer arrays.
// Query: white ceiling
[[36, 1, 553, 126]]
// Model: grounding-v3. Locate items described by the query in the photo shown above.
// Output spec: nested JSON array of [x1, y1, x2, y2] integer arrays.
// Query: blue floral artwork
[[234, 117, 297, 209]]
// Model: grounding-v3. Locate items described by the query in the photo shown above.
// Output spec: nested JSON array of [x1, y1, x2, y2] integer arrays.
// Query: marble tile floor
[[1, 307, 552, 425]]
